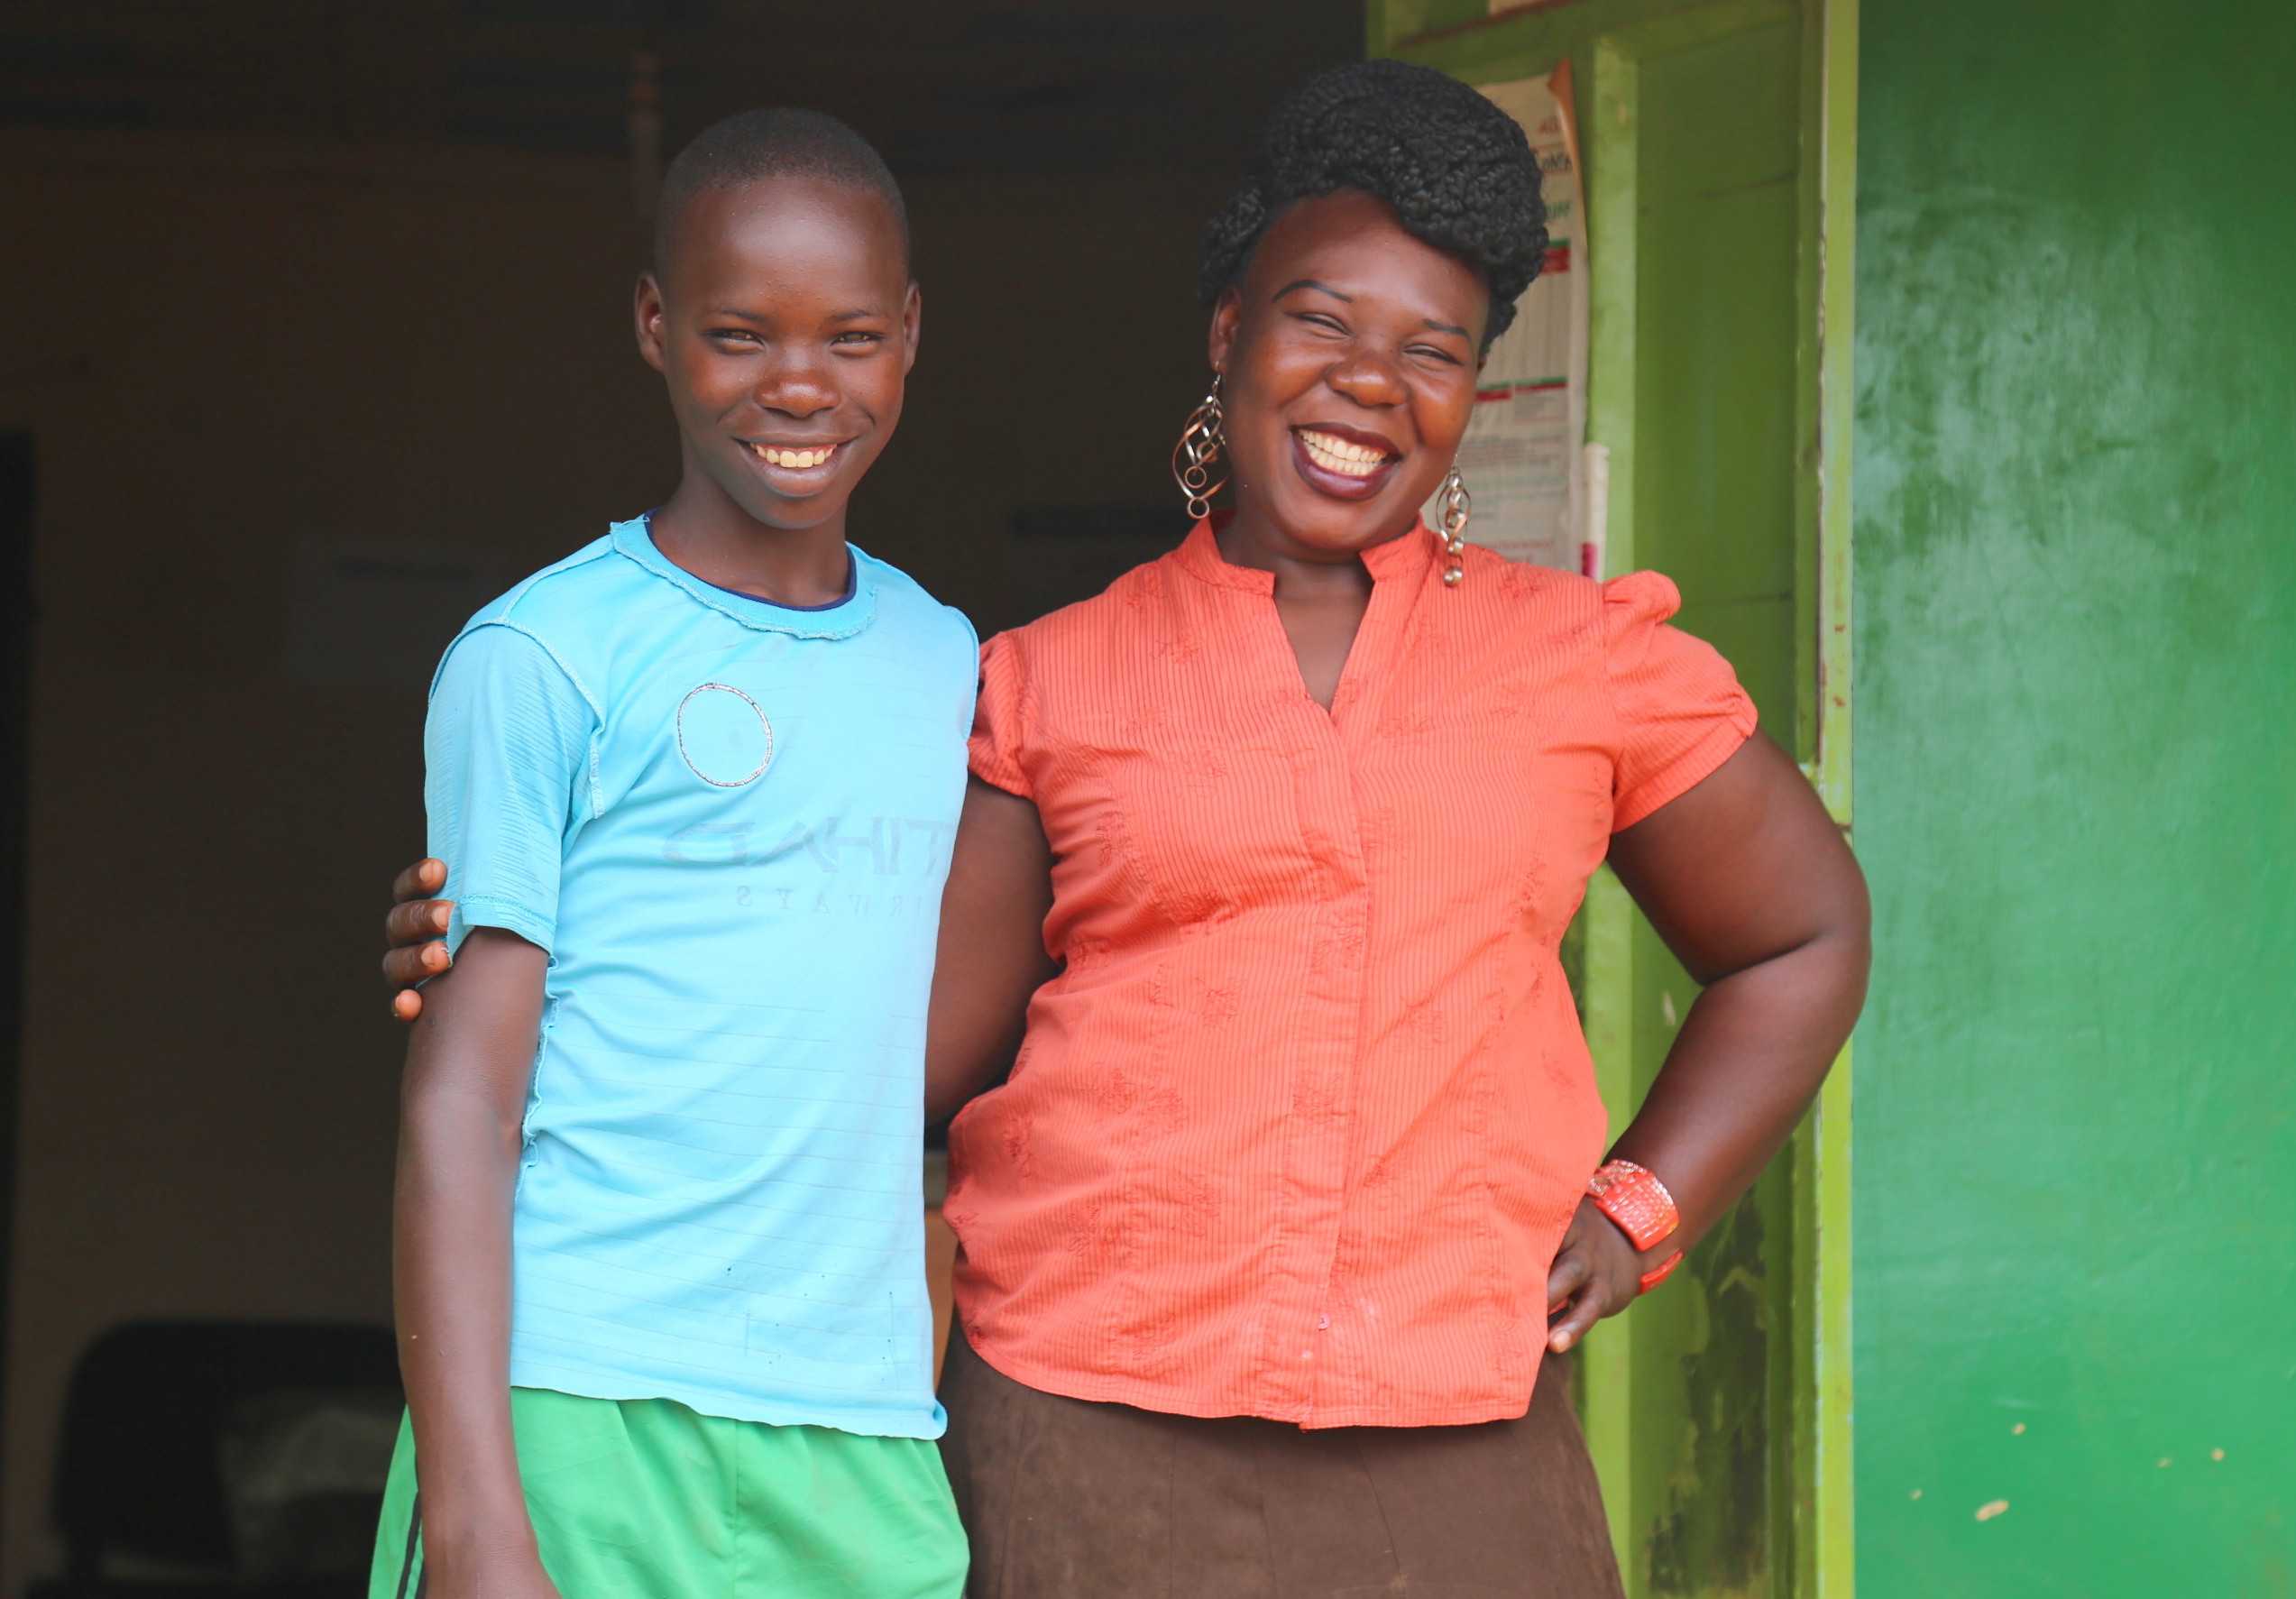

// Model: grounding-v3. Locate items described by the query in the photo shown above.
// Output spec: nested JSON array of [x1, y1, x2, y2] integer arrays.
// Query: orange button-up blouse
[[947, 520, 1757, 1429]]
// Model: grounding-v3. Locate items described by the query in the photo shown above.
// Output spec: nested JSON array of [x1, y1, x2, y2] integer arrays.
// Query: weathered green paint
[[1791, 6, 1858, 1594], [1595, 15, 1826, 1585], [1852, 2, 2296, 1593], [1386, 3, 1857, 1592]]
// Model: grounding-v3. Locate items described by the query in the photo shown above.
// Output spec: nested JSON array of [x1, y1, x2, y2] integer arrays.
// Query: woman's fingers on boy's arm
[[381, 877, 453, 1022], [387, 896, 453, 950], [392, 857, 448, 904], [383, 939, 450, 987], [382, 939, 449, 1022]]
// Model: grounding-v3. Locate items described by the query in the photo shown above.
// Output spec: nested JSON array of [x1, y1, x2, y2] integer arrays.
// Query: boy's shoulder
[[469, 527, 644, 638], [426, 531, 633, 707], [851, 546, 978, 658]]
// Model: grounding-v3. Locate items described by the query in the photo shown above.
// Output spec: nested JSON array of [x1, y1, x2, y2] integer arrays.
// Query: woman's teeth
[[750, 443, 838, 470], [1298, 428, 1391, 479]]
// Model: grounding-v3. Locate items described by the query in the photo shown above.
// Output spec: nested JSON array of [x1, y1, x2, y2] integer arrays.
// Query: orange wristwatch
[[1587, 1159, 1683, 1294]]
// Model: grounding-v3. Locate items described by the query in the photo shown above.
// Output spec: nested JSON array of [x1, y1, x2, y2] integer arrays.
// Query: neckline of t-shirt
[[702, 561, 857, 613], [642, 512, 860, 614]]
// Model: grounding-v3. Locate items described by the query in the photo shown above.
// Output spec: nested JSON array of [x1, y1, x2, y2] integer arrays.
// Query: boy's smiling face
[[638, 175, 918, 536]]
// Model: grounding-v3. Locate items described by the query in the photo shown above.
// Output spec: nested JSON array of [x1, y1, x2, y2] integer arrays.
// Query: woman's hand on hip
[[382, 857, 455, 1022], [1544, 1197, 1667, 1354]]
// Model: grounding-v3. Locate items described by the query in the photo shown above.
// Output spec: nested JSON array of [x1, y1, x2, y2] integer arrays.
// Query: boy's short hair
[[653, 108, 910, 278]]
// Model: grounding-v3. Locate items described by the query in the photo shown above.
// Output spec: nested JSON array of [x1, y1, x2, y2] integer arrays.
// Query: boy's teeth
[[752, 444, 837, 469], [1298, 429, 1389, 478]]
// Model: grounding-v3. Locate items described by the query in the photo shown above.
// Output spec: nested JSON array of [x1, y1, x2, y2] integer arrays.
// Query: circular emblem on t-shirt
[[676, 683, 774, 787]]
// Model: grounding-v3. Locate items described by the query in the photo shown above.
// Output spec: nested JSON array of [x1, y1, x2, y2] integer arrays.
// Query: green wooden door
[[1375, 3, 1857, 1594]]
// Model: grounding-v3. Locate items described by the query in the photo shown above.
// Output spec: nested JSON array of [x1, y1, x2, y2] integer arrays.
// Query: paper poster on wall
[[1428, 62, 1593, 574]]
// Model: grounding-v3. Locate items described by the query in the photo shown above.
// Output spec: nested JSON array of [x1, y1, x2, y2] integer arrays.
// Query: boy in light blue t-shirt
[[368, 110, 971, 1599]]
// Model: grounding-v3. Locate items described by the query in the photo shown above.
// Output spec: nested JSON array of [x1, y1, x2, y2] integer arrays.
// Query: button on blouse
[[947, 519, 1758, 1429]]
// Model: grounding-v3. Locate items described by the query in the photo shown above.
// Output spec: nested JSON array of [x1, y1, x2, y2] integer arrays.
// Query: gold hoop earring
[[1171, 374, 1227, 521], [1438, 464, 1471, 585]]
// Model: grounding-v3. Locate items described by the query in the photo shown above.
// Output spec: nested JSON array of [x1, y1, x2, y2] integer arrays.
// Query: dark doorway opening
[[0, 432, 32, 1524], [0, 6, 1361, 1581]]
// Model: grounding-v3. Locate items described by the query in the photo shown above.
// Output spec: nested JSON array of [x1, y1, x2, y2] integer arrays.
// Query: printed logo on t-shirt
[[676, 682, 775, 786]]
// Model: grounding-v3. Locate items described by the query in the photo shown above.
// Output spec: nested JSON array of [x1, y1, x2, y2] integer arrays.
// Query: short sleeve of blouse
[[968, 629, 1036, 800], [1603, 570, 1761, 831]]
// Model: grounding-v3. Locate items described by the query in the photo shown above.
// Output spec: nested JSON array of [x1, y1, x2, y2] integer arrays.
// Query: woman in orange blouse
[[922, 63, 1867, 1596], [387, 61, 1867, 1598]]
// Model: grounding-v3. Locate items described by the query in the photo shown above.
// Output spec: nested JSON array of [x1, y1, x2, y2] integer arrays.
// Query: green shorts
[[368, 1388, 966, 1599]]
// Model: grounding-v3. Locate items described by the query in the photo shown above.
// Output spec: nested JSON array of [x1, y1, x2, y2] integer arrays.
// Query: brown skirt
[[938, 1329, 1625, 1599]]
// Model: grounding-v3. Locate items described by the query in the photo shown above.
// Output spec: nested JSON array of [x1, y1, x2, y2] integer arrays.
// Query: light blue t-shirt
[[424, 517, 977, 1439]]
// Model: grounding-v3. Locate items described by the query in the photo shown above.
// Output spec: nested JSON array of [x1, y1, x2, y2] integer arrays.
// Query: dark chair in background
[[28, 1321, 403, 1599]]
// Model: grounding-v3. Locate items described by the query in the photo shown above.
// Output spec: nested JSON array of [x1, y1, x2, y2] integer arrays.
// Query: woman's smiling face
[[1209, 188, 1489, 559]]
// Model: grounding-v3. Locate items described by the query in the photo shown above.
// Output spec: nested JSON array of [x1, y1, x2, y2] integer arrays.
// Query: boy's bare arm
[[924, 777, 1058, 1125], [395, 926, 560, 1599]]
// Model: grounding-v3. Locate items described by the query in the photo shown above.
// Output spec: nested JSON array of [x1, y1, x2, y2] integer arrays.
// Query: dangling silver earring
[[1438, 464, 1472, 585], [1171, 373, 1227, 521]]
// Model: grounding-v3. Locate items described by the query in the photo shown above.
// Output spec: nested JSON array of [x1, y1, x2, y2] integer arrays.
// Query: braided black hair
[[1200, 59, 1547, 347], [654, 108, 908, 279]]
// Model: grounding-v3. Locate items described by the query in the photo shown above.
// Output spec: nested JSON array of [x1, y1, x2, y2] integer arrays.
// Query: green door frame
[[1371, 3, 1858, 1594]]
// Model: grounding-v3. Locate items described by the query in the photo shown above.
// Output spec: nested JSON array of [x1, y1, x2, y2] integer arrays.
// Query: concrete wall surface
[[1852, 1, 2296, 1591]]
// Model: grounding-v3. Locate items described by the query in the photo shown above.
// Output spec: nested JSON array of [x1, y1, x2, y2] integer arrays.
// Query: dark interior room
[[0, 3, 1357, 1587]]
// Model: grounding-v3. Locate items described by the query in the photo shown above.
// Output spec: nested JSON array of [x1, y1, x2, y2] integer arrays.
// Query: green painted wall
[[1852, 3, 2296, 1593]]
